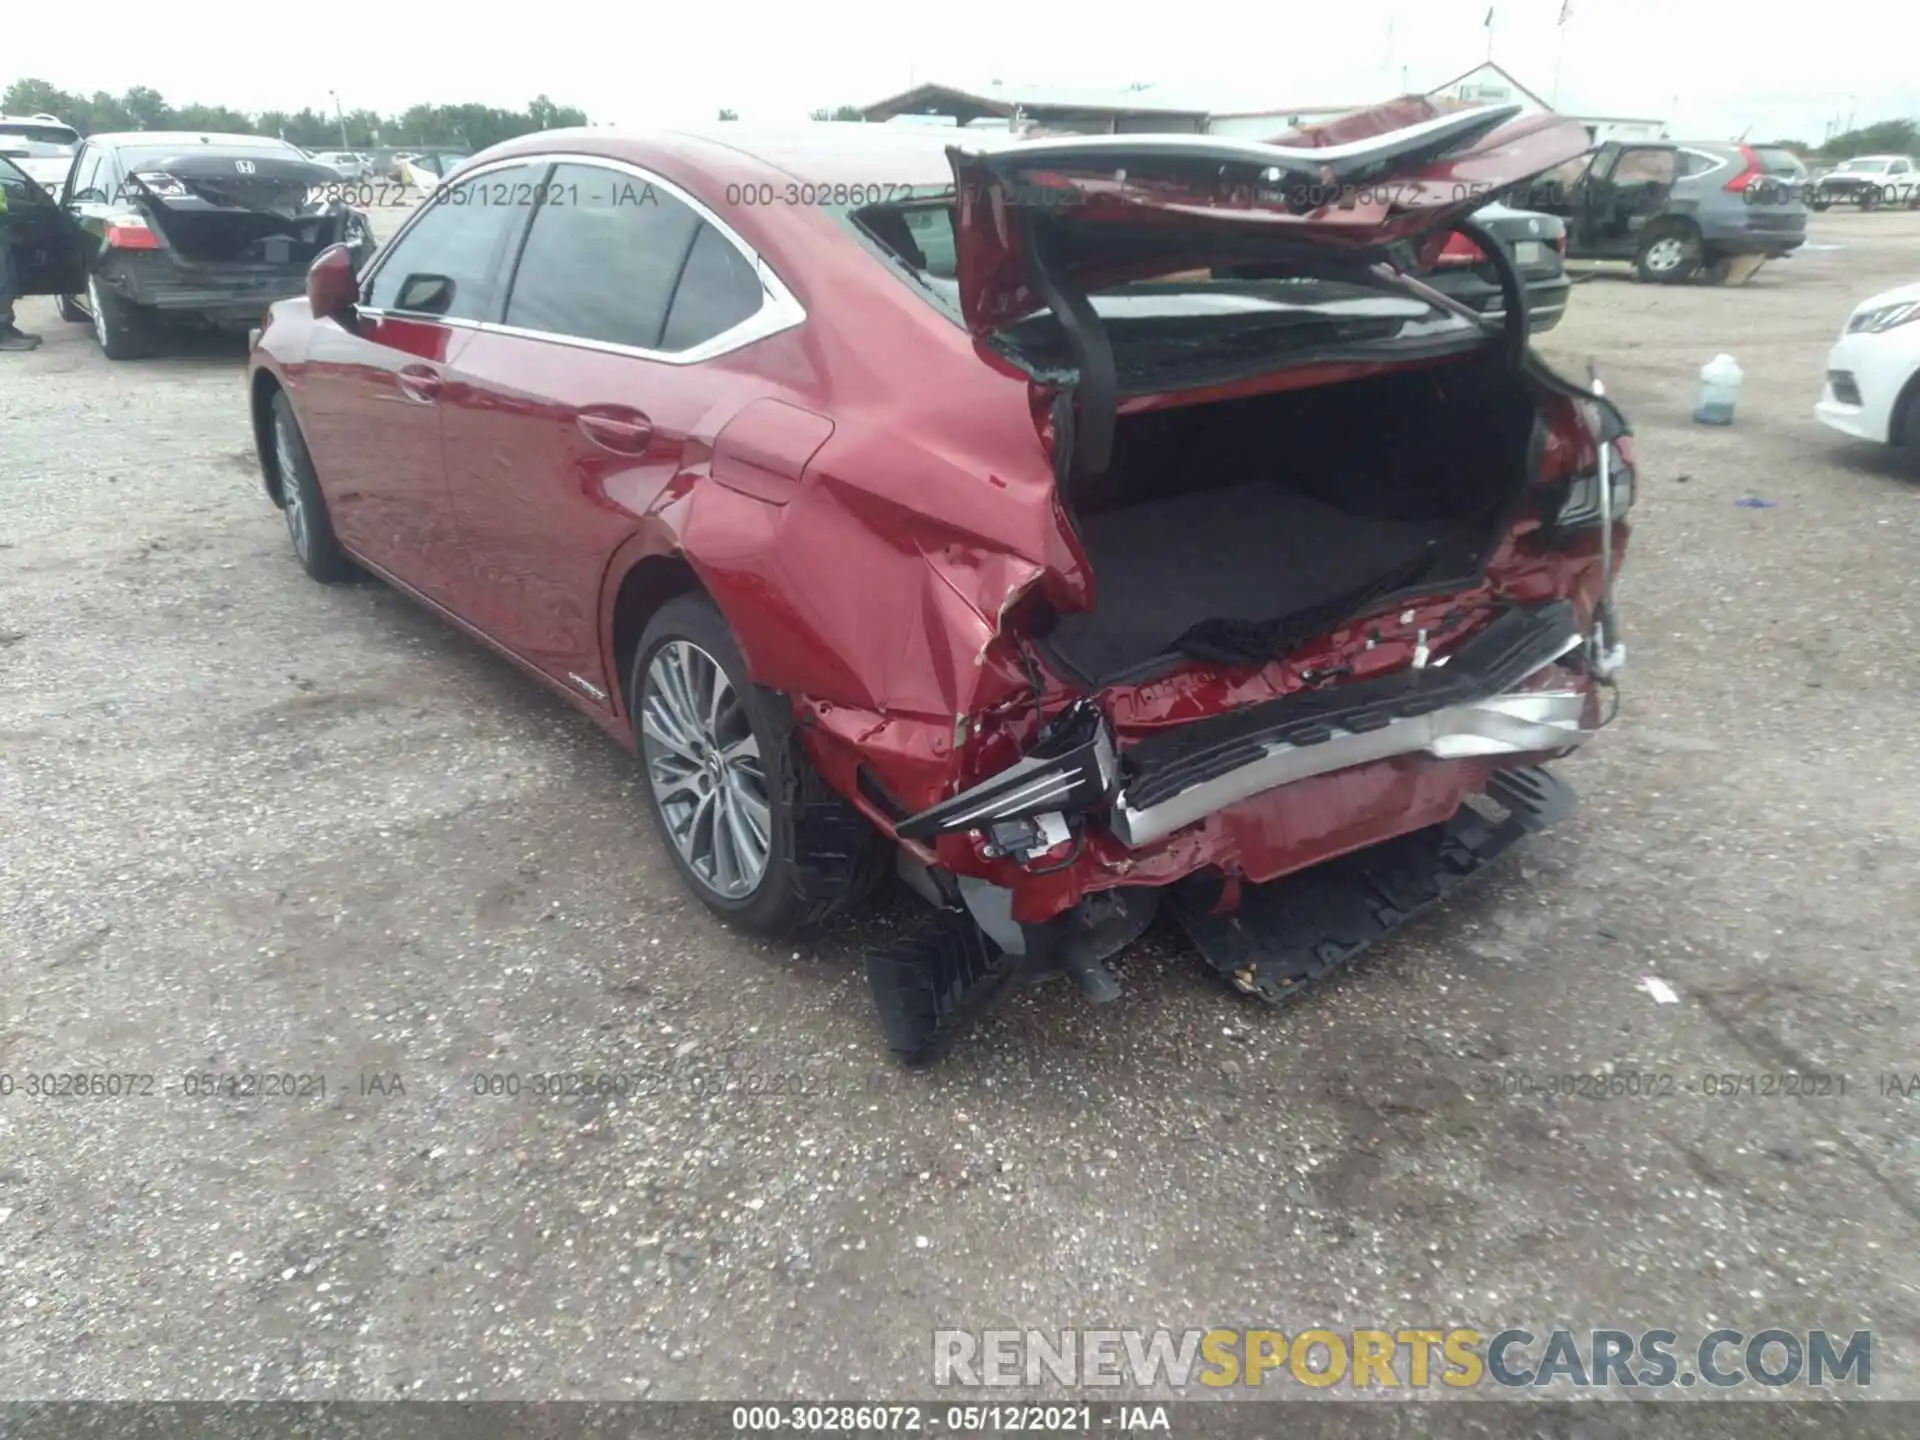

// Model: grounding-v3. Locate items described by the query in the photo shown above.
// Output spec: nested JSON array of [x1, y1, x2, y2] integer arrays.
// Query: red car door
[[295, 162, 544, 599], [437, 162, 781, 707]]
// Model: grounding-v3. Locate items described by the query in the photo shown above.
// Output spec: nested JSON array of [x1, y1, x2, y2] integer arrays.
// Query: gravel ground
[[1, 209, 1917, 1407]]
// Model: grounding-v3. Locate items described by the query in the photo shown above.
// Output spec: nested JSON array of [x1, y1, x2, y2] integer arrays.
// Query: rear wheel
[[1859, 185, 1881, 212], [1635, 223, 1702, 283], [87, 273, 153, 360], [270, 391, 352, 583], [632, 594, 881, 935]]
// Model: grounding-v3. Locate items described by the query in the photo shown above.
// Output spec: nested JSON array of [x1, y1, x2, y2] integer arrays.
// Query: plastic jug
[[1694, 353, 1742, 426]]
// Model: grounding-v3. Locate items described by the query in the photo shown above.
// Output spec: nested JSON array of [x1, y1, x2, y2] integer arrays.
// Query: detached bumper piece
[[865, 910, 1029, 1067], [1170, 764, 1576, 1003]]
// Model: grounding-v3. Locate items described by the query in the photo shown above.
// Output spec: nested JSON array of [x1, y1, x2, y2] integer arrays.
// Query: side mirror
[[306, 243, 359, 323]]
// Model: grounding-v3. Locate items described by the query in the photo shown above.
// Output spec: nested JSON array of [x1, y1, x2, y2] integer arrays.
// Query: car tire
[[86, 273, 152, 360], [56, 292, 89, 323], [1634, 223, 1702, 284], [1896, 383, 1920, 467], [269, 391, 353, 583], [631, 593, 882, 936], [1808, 190, 1832, 212], [1859, 186, 1880, 213]]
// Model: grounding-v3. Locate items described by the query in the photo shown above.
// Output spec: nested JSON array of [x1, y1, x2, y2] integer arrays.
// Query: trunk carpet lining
[[1039, 482, 1455, 685]]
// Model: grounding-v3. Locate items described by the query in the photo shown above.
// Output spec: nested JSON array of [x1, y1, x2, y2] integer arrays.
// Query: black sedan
[[9, 130, 374, 359]]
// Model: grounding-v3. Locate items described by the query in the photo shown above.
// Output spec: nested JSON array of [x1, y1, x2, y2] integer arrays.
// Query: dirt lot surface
[[2, 210, 1917, 1408]]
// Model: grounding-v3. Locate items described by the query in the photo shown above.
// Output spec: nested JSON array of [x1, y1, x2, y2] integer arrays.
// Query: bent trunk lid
[[126, 153, 349, 268], [945, 101, 1594, 334], [127, 151, 341, 210]]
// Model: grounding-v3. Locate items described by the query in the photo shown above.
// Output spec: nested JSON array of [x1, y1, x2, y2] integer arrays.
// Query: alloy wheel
[[640, 639, 772, 899], [274, 412, 310, 561], [1643, 236, 1687, 273]]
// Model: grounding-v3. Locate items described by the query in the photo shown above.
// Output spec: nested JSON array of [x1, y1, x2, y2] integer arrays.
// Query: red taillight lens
[[1724, 145, 1763, 192], [1554, 233, 1567, 255], [105, 216, 162, 250], [1434, 231, 1488, 267]]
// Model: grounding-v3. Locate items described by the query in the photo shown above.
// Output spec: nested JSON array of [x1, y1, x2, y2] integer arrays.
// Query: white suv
[[0, 114, 79, 200]]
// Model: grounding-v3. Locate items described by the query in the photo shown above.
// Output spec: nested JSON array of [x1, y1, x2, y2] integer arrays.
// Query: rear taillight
[[1433, 232, 1488, 267], [1723, 145, 1764, 192], [1553, 233, 1567, 256], [1538, 395, 1634, 530], [104, 215, 161, 250]]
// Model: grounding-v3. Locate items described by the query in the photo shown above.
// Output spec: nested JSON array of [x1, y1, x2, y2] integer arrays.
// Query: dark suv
[[1521, 140, 1807, 283]]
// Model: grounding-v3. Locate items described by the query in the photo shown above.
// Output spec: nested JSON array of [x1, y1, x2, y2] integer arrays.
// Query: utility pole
[[329, 90, 350, 150]]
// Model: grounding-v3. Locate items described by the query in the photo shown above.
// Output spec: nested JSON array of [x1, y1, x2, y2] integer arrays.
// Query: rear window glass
[[0, 122, 79, 147], [1753, 147, 1804, 175]]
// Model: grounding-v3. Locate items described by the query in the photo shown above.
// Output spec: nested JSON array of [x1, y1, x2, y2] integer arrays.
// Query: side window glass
[[660, 223, 765, 351], [366, 162, 544, 321], [1613, 148, 1675, 185], [69, 147, 105, 203], [503, 163, 701, 349]]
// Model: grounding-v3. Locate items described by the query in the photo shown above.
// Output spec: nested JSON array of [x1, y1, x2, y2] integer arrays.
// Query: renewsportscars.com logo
[[933, 1327, 1873, 1391]]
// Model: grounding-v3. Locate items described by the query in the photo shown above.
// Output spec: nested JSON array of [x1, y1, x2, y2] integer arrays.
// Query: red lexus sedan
[[248, 101, 1635, 1063]]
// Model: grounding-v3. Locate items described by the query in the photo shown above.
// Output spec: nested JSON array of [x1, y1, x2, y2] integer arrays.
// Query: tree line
[[1763, 119, 1916, 161], [2, 77, 587, 152]]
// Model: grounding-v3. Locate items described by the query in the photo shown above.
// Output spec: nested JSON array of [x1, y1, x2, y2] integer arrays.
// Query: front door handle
[[397, 364, 443, 402], [576, 407, 654, 455]]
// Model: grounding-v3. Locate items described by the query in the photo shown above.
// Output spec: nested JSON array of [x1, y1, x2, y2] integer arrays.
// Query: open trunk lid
[[944, 101, 1594, 335]]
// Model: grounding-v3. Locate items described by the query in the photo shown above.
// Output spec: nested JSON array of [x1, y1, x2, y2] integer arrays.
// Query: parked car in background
[[1521, 140, 1807, 282], [0, 113, 80, 201], [1426, 200, 1571, 333], [7, 131, 375, 359], [395, 151, 466, 191], [1809, 156, 1919, 210], [309, 151, 373, 180], [249, 107, 1634, 1062], [1816, 280, 1920, 461]]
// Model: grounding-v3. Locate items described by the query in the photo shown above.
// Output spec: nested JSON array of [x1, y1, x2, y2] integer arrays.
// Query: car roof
[[491, 123, 1018, 190]]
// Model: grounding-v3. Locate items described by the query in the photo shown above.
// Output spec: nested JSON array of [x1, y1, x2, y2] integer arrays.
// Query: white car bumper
[[1817, 328, 1920, 446]]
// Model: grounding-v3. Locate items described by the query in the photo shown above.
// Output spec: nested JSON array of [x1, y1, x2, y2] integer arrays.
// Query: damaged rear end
[[841, 104, 1632, 1062], [105, 150, 371, 325]]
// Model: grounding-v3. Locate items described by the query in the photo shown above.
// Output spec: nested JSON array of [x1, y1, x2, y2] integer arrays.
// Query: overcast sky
[[9, 0, 1916, 144]]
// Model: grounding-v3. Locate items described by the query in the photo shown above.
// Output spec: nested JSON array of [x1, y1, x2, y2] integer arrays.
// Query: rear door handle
[[576, 407, 654, 455], [397, 364, 443, 402]]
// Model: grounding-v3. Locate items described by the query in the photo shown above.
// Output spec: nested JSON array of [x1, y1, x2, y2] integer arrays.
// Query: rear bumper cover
[[103, 255, 311, 320], [900, 599, 1596, 859], [1111, 600, 1586, 845], [101, 238, 371, 321]]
